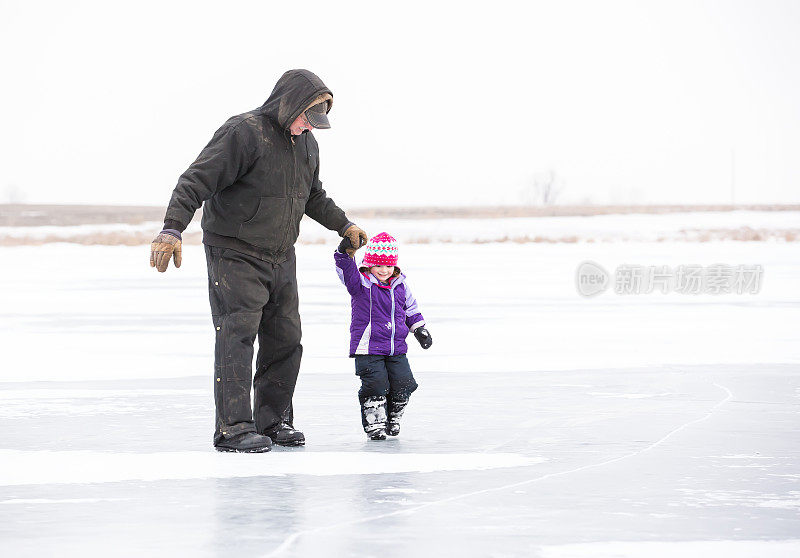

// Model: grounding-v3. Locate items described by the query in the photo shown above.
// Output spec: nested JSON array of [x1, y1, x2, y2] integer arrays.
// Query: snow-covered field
[[1, 222, 799, 556]]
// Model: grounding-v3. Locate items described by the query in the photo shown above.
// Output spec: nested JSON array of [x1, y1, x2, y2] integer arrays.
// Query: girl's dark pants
[[205, 245, 302, 446], [355, 354, 418, 427]]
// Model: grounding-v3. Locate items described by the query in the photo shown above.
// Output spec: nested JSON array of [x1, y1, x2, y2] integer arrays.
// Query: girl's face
[[370, 265, 394, 282]]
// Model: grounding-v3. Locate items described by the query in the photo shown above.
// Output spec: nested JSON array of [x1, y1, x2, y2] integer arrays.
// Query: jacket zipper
[[278, 96, 317, 252], [277, 137, 296, 253]]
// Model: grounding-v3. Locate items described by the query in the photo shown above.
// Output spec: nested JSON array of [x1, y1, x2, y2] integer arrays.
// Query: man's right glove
[[150, 229, 182, 273], [413, 327, 432, 350]]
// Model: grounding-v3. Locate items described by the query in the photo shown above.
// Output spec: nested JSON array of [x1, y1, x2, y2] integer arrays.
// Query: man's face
[[289, 112, 314, 136]]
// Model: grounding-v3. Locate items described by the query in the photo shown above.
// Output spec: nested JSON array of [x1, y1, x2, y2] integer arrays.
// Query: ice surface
[[0, 449, 539, 486], [1, 241, 797, 383], [1, 239, 799, 556], [539, 540, 800, 557]]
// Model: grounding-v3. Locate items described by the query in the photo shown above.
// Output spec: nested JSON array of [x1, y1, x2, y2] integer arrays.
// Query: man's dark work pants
[[205, 245, 302, 446]]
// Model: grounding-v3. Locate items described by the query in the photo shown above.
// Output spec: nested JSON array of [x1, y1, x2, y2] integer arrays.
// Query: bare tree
[[523, 170, 564, 206]]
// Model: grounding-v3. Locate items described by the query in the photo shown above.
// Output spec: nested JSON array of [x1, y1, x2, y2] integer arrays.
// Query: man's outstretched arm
[[151, 123, 253, 272]]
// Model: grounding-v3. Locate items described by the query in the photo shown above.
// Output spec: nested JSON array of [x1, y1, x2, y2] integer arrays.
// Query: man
[[150, 69, 368, 453]]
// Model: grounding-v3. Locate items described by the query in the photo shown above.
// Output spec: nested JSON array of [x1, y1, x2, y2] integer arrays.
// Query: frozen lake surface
[[1, 240, 799, 556]]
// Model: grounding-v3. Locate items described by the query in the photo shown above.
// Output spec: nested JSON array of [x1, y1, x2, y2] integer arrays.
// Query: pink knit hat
[[361, 232, 399, 267]]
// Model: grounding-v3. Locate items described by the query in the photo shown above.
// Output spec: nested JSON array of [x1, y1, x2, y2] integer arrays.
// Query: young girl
[[334, 232, 433, 440]]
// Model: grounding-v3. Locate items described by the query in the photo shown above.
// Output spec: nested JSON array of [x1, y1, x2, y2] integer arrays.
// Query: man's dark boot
[[361, 396, 388, 440], [386, 397, 409, 436], [215, 432, 272, 453], [264, 422, 305, 446]]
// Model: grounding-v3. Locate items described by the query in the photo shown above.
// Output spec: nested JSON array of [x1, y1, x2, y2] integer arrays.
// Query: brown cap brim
[[305, 103, 331, 129]]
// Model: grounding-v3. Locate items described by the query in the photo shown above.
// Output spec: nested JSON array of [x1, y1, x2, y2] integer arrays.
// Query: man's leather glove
[[150, 229, 182, 273], [343, 225, 368, 257], [413, 327, 432, 349]]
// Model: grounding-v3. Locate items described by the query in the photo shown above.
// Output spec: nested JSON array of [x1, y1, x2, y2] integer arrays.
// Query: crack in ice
[[264, 382, 734, 557]]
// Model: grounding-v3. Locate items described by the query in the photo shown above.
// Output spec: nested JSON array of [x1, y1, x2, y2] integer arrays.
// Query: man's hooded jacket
[[164, 69, 350, 261]]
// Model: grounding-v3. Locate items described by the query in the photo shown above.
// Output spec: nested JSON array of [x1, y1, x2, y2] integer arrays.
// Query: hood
[[261, 69, 333, 130]]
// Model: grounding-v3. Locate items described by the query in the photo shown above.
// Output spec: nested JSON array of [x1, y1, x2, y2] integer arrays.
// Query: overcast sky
[[2, 0, 799, 208]]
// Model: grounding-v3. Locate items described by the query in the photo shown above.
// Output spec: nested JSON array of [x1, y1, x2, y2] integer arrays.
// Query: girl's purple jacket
[[334, 251, 425, 356]]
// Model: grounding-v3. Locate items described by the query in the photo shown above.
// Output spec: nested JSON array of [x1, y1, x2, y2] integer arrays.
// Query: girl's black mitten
[[414, 327, 432, 349], [338, 236, 356, 256]]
